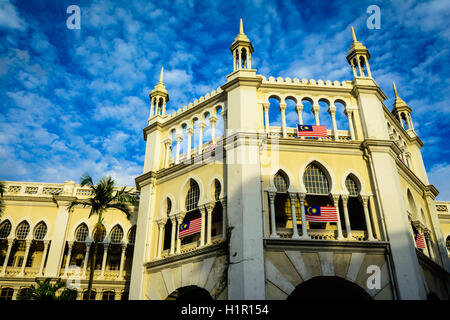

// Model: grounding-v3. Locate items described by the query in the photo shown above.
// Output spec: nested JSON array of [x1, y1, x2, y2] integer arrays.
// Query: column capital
[[67, 240, 74, 248], [163, 137, 172, 146], [121, 242, 127, 250], [359, 195, 369, 206], [176, 211, 186, 223], [198, 121, 207, 129], [295, 103, 304, 112], [175, 133, 183, 142], [103, 241, 110, 249], [209, 115, 218, 124], [328, 105, 337, 115], [344, 106, 356, 116], [156, 218, 167, 228], [186, 127, 194, 135], [330, 193, 341, 205], [262, 102, 270, 110], [311, 104, 320, 113], [169, 214, 177, 224], [279, 102, 287, 111], [85, 241, 92, 249], [341, 194, 349, 204], [288, 192, 298, 201], [268, 191, 277, 201]]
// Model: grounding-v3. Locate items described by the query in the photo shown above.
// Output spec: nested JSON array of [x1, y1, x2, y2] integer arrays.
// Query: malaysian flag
[[305, 206, 338, 222], [297, 125, 327, 138], [208, 140, 215, 150], [179, 217, 202, 238], [413, 228, 426, 249]]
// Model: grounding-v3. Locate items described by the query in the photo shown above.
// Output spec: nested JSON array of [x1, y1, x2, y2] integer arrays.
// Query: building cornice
[[135, 171, 157, 190], [351, 78, 387, 101]]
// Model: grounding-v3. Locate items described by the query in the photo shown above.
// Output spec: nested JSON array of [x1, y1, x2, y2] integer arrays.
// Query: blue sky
[[0, 0, 449, 199]]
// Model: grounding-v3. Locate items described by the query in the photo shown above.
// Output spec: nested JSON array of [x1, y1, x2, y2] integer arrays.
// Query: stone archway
[[166, 285, 214, 301], [287, 276, 372, 300]]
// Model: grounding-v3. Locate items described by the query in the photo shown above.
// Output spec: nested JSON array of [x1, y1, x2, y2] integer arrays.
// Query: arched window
[[345, 176, 359, 196], [102, 290, 115, 300], [128, 226, 136, 244], [303, 163, 330, 195], [163, 198, 173, 251], [214, 180, 221, 201], [110, 225, 124, 244], [75, 224, 89, 242], [274, 170, 291, 229], [445, 235, 450, 253], [34, 222, 47, 240], [82, 289, 96, 300], [407, 190, 417, 219], [0, 287, 14, 300], [0, 220, 12, 239], [185, 180, 200, 212], [16, 221, 30, 240], [274, 171, 289, 193]]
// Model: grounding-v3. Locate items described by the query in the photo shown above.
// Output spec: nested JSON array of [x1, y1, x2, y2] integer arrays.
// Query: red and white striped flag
[[179, 217, 202, 238], [414, 230, 426, 249], [297, 125, 327, 138], [305, 206, 338, 222]]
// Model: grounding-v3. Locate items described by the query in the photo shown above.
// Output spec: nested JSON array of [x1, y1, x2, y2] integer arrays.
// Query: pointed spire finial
[[240, 18, 244, 34], [393, 82, 399, 98], [159, 67, 164, 83], [351, 26, 357, 42]]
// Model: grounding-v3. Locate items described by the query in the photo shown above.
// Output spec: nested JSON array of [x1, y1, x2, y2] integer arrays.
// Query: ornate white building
[[1, 20, 449, 301], [128, 21, 450, 300]]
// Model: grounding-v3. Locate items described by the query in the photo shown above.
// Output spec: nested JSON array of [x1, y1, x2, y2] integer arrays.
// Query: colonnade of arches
[[155, 178, 225, 259], [267, 162, 376, 241], [0, 219, 136, 280], [163, 106, 225, 168], [262, 95, 356, 140]]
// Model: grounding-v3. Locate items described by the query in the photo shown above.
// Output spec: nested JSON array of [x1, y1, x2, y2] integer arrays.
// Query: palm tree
[[16, 278, 77, 300], [67, 174, 138, 299]]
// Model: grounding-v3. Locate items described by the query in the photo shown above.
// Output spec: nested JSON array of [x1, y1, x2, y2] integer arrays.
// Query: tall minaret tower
[[346, 27, 373, 79], [149, 67, 169, 120], [391, 82, 415, 132], [230, 18, 254, 71]]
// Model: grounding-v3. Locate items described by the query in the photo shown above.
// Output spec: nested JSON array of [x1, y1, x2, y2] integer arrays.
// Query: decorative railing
[[58, 268, 129, 280], [1, 181, 136, 199], [159, 236, 225, 259], [2, 267, 40, 277], [276, 228, 368, 241], [268, 127, 351, 141]]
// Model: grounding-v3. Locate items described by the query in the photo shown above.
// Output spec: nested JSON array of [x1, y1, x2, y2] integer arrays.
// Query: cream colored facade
[[1, 21, 449, 301], [0, 181, 137, 300], [436, 201, 450, 258], [129, 21, 450, 300]]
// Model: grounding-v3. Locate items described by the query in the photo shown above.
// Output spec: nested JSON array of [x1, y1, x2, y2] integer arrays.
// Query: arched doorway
[[287, 276, 372, 300], [166, 285, 213, 301]]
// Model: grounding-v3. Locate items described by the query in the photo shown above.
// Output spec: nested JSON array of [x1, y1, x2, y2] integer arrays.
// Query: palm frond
[[80, 173, 94, 188]]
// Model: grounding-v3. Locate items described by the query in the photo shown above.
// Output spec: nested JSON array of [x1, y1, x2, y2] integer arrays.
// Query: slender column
[[162, 97, 167, 116], [221, 198, 227, 240], [295, 104, 303, 125], [312, 104, 320, 125], [209, 116, 218, 144], [82, 242, 91, 278], [118, 243, 127, 279], [176, 212, 186, 254], [360, 196, 376, 241], [156, 219, 166, 259], [220, 110, 227, 135], [169, 216, 177, 255], [341, 195, 352, 239], [186, 127, 194, 159], [1, 239, 14, 275], [408, 115, 415, 131], [350, 60, 358, 78], [328, 105, 339, 141], [164, 138, 172, 167], [175, 132, 183, 164], [298, 193, 310, 239], [63, 241, 73, 277], [149, 97, 155, 119], [364, 56, 372, 78], [206, 204, 213, 245], [262, 103, 270, 133], [18, 240, 32, 277], [238, 48, 242, 69], [345, 108, 356, 140], [279, 103, 287, 138], [100, 242, 110, 278], [198, 121, 206, 154], [331, 195, 344, 240], [199, 206, 206, 247], [268, 192, 278, 238], [38, 240, 50, 276], [289, 193, 300, 239]]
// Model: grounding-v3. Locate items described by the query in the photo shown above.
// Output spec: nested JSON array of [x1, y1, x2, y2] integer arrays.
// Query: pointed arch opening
[[343, 174, 367, 234], [181, 179, 202, 246], [166, 285, 213, 301]]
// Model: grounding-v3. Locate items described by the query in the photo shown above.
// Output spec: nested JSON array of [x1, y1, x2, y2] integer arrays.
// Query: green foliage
[[16, 278, 77, 300]]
